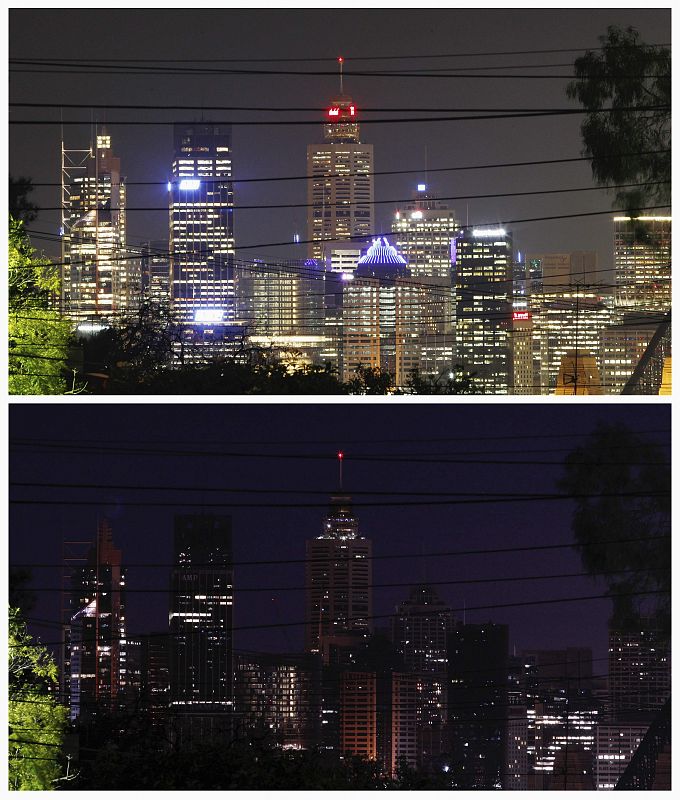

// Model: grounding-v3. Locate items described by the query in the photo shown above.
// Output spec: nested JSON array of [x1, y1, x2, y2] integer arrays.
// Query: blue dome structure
[[355, 237, 410, 280]]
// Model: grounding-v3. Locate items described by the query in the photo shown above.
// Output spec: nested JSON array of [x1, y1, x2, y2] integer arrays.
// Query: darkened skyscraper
[[307, 87, 374, 260], [305, 495, 372, 661], [169, 514, 234, 740], [66, 519, 127, 721], [169, 123, 235, 356]]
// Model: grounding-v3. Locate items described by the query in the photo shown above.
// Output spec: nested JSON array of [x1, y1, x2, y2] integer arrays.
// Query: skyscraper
[[307, 93, 374, 260], [455, 227, 513, 393], [169, 514, 234, 741], [66, 519, 127, 721], [613, 216, 671, 312], [305, 495, 372, 661], [169, 123, 236, 357], [61, 129, 134, 322]]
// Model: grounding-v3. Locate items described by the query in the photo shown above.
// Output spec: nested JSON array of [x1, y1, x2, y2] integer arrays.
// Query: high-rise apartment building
[[169, 514, 234, 740], [455, 227, 513, 393], [61, 130, 135, 322], [307, 96, 374, 260], [305, 495, 372, 661], [169, 123, 236, 355], [613, 216, 671, 312], [341, 671, 377, 761], [66, 520, 127, 721]]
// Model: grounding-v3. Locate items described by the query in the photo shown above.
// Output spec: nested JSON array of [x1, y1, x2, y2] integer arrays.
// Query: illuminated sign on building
[[327, 106, 356, 119], [194, 308, 224, 324], [472, 228, 507, 238], [513, 311, 531, 321], [178, 179, 201, 191]]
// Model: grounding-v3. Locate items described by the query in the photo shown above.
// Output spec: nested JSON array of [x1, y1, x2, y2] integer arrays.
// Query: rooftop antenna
[[338, 56, 344, 95], [337, 451, 344, 490]]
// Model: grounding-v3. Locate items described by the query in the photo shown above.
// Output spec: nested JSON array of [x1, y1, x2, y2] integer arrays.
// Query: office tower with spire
[[455, 226, 513, 393], [65, 519, 127, 721], [61, 129, 134, 322], [307, 61, 374, 261], [305, 487, 372, 662], [169, 514, 234, 741], [169, 123, 236, 358]]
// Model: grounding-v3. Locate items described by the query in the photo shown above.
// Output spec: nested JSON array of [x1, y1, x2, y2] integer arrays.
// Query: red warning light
[[338, 56, 344, 63], [338, 451, 344, 460]]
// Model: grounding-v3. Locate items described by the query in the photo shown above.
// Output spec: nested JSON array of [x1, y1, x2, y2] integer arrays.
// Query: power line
[[10, 534, 670, 570], [26, 180, 668, 212], [19, 148, 670, 186], [9, 106, 671, 126]]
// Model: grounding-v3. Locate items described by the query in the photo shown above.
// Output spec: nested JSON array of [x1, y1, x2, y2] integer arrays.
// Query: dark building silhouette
[[169, 514, 234, 742], [446, 622, 509, 789]]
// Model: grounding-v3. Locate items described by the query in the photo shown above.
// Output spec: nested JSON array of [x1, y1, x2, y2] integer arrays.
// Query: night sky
[[9, 402, 671, 676], [9, 8, 671, 270]]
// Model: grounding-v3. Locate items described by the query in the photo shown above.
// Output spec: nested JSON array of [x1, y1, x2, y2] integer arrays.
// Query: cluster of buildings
[[62, 502, 670, 788], [59, 90, 671, 393]]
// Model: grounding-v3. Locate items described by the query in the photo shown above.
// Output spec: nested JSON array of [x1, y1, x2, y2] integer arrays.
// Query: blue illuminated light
[[167, 182, 172, 191], [179, 179, 201, 191], [417, 183, 426, 192], [194, 308, 224, 324], [357, 237, 407, 266]]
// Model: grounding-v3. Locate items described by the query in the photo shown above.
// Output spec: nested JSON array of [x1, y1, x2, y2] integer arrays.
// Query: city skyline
[[10, 9, 670, 268]]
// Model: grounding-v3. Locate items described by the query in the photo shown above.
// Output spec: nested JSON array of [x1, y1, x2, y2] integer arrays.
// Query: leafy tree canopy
[[8, 608, 68, 790], [557, 422, 670, 636], [566, 26, 670, 215], [9, 176, 39, 224], [8, 216, 76, 394]]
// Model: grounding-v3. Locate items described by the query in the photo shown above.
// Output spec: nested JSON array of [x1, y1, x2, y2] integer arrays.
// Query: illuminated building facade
[[341, 671, 377, 761], [599, 317, 657, 393], [595, 724, 648, 790], [510, 310, 535, 394], [139, 241, 171, 301], [391, 185, 458, 377], [61, 130, 134, 322], [613, 216, 671, 312], [169, 514, 234, 740], [608, 620, 670, 722], [67, 520, 127, 721], [307, 97, 374, 260], [554, 351, 604, 395], [455, 227, 513, 393], [305, 495, 372, 661], [169, 123, 236, 356], [341, 238, 445, 386], [235, 652, 322, 750]]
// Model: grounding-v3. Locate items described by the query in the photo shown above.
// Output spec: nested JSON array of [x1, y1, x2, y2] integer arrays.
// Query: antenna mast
[[338, 451, 344, 490], [338, 56, 344, 95]]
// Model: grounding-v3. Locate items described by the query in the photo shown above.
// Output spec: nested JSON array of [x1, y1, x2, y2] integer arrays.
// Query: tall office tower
[[613, 216, 671, 312], [61, 129, 135, 322], [307, 95, 374, 260], [525, 251, 599, 294], [342, 237, 445, 386], [305, 495, 372, 661], [522, 648, 598, 790], [600, 317, 657, 393], [532, 292, 617, 393], [455, 227, 513, 393], [139, 241, 171, 301], [608, 619, 670, 722], [510, 309, 535, 394], [234, 652, 322, 749], [169, 123, 236, 357], [447, 623, 509, 789], [392, 185, 458, 377], [340, 671, 377, 760], [392, 185, 458, 279], [595, 724, 648, 790], [140, 633, 171, 729], [391, 584, 454, 768], [169, 514, 234, 742], [66, 519, 127, 721]]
